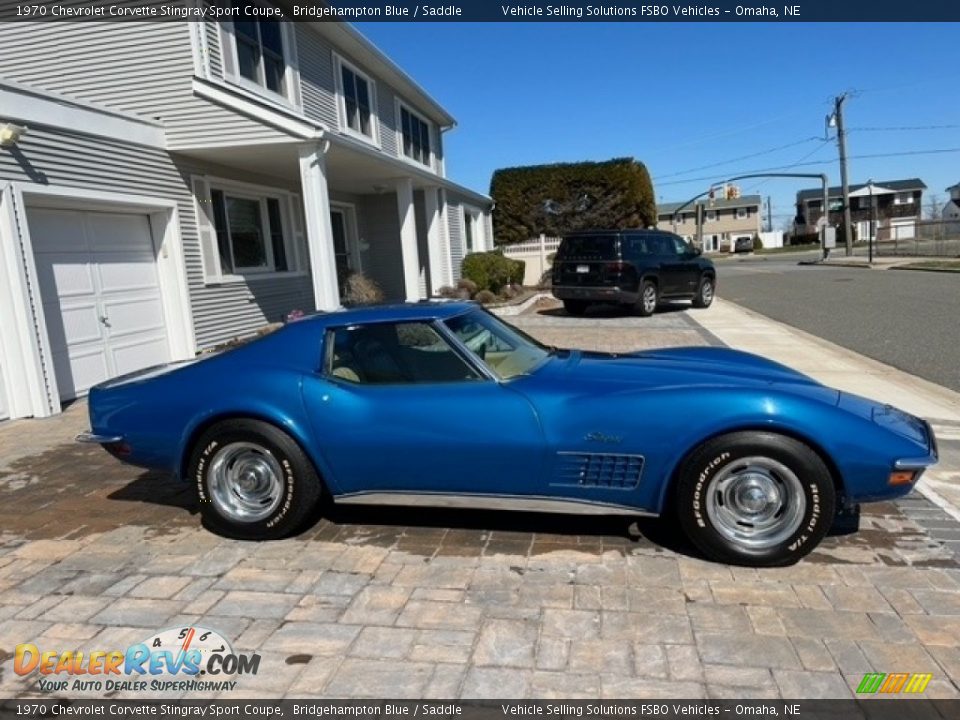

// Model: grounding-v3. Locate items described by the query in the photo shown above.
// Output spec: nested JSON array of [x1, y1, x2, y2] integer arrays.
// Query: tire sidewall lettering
[[691, 451, 730, 528]]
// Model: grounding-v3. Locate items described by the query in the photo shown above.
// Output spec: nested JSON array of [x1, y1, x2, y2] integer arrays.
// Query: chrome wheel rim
[[642, 285, 657, 313], [704, 456, 806, 550], [208, 442, 284, 523], [701, 280, 714, 304]]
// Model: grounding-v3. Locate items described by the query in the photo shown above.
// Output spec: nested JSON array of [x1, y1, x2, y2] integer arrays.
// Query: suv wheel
[[637, 280, 658, 317], [563, 300, 589, 316], [692, 275, 715, 309]]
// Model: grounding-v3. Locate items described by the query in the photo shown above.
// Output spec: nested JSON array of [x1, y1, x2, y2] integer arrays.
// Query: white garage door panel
[[53, 347, 110, 397], [28, 207, 172, 403], [49, 302, 105, 347], [102, 297, 166, 339], [88, 213, 153, 252], [98, 255, 162, 294], [113, 336, 170, 376], [36, 258, 97, 299]]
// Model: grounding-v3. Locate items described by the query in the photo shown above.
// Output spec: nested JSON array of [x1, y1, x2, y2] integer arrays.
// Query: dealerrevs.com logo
[[15, 626, 260, 694]]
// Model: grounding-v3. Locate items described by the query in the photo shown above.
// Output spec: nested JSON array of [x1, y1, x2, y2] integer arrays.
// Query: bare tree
[[924, 193, 944, 220]]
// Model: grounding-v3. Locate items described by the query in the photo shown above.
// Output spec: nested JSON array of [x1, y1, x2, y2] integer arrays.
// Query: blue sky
[[356, 22, 959, 228]]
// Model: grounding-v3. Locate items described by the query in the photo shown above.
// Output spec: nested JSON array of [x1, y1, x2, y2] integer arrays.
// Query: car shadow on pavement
[[107, 470, 198, 516], [537, 303, 691, 318]]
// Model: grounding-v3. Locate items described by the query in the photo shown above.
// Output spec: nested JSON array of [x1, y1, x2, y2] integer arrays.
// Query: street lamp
[[867, 179, 875, 264]]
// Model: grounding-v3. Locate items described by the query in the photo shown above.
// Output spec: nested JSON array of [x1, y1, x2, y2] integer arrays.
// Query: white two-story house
[[0, 14, 494, 421]]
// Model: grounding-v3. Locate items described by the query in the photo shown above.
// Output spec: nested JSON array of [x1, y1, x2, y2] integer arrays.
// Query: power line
[[652, 138, 821, 180], [744, 141, 832, 192], [655, 146, 960, 187], [849, 124, 960, 132]]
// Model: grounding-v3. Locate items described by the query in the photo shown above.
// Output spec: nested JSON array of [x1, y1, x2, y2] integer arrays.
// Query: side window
[[327, 322, 482, 385], [672, 237, 689, 255], [624, 236, 649, 257]]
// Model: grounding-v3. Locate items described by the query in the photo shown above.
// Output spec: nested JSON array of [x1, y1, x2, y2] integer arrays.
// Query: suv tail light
[[604, 261, 630, 278]]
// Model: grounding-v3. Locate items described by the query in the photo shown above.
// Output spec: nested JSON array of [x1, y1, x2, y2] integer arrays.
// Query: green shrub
[[490, 157, 657, 245], [474, 289, 498, 305], [461, 251, 520, 293], [753, 235, 764, 251]]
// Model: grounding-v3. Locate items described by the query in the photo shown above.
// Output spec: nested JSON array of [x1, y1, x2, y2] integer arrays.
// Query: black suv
[[551, 229, 716, 316]]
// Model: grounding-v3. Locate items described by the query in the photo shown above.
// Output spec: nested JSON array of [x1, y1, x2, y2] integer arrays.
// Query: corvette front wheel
[[675, 432, 835, 566], [188, 419, 322, 540]]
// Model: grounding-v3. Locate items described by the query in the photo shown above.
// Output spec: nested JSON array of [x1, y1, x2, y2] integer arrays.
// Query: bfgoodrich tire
[[674, 432, 835, 566], [691, 275, 715, 309], [188, 419, 323, 540]]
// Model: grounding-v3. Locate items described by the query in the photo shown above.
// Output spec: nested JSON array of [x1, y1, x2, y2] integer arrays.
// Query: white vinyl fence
[[501, 235, 562, 286]]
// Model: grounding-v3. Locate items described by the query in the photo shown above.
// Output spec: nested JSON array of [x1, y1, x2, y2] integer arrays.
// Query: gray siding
[[0, 124, 315, 350], [0, 22, 296, 150], [377, 83, 400, 158], [355, 194, 405, 300]]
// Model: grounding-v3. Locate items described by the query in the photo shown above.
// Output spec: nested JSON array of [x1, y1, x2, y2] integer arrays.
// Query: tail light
[[604, 261, 630, 278]]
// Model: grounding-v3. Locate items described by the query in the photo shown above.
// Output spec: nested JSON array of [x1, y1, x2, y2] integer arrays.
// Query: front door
[[302, 320, 545, 497], [330, 207, 357, 292], [661, 235, 701, 296]]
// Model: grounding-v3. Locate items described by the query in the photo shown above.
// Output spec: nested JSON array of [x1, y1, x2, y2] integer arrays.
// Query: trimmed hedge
[[490, 157, 657, 246], [461, 251, 525, 293]]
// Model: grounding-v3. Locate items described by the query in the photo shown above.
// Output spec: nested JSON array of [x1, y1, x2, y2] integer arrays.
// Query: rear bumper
[[553, 285, 638, 304]]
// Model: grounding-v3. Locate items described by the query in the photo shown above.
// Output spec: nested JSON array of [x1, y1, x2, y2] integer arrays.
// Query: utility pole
[[766, 195, 773, 232], [833, 93, 853, 256]]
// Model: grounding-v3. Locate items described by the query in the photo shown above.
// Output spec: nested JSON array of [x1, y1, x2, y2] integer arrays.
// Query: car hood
[[552, 346, 833, 396]]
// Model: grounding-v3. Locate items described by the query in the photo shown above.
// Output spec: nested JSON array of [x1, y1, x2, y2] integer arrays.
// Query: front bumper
[[894, 418, 939, 470], [553, 285, 638, 304]]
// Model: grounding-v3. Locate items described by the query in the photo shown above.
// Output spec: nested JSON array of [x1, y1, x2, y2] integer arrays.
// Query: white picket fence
[[501, 235, 562, 286]]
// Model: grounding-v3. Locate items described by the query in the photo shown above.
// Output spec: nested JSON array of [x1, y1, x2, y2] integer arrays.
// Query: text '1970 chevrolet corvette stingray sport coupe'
[[78, 302, 938, 566]]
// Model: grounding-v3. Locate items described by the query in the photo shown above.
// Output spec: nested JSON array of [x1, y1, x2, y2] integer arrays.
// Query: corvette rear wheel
[[189, 419, 322, 540], [675, 432, 835, 566]]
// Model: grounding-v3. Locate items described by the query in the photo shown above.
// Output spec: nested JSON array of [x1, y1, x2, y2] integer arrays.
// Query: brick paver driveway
[[1, 300, 959, 700]]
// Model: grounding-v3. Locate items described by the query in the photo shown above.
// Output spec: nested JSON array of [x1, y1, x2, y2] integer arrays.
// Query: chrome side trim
[[75, 432, 123, 444], [334, 491, 656, 517]]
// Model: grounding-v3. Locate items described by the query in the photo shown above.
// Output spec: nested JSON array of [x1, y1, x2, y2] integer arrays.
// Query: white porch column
[[439, 188, 453, 286], [423, 186, 445, 295], [298, 143, 340, 311], [395, 177, 421, 301]]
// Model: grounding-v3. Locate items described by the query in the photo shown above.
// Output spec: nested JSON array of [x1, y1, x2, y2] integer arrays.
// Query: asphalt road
[[715, 254, 960, 392]]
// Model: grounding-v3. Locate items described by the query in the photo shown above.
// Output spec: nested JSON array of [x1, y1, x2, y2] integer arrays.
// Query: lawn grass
[[896, 260, 960, 272]]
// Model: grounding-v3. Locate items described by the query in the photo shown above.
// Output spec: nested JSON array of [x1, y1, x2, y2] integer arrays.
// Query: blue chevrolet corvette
[[78, 301, 937, 566]]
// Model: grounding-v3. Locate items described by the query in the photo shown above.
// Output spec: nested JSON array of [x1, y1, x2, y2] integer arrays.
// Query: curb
[[489, 292, 550, 317], [891, 265, 960, 274]]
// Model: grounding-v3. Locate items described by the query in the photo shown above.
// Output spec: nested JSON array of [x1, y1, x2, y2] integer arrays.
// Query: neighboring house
[[943, 182, 960, 222], [656, 195, 762, 252], [0, 16, 494, 421], [795, 179, 926, 241]]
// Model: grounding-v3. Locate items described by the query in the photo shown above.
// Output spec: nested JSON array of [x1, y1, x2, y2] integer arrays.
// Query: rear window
[[556, 235, 618, 259]]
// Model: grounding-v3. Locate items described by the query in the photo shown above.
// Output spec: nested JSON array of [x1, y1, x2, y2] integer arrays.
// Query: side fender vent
[[552, 452, 644, 489]]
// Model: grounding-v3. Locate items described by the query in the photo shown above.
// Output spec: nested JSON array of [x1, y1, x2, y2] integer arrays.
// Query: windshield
[[444, 308, 550, 380]]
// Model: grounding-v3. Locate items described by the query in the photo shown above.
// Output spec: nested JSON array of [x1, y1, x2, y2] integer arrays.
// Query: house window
[[894, 192, 913, 205], [400, 105, 431, 166], [338, 58, 375, 139], [673, 214, 683, 225], [209, 188, 291, 274], [736, 207, 748, 219], [706, 210, 717, 222], [232, 5, 286, 95]]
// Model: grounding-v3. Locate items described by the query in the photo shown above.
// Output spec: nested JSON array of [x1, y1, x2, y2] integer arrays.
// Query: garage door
[[0, 361, 8, 420], [29, 208, 171, 402]]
